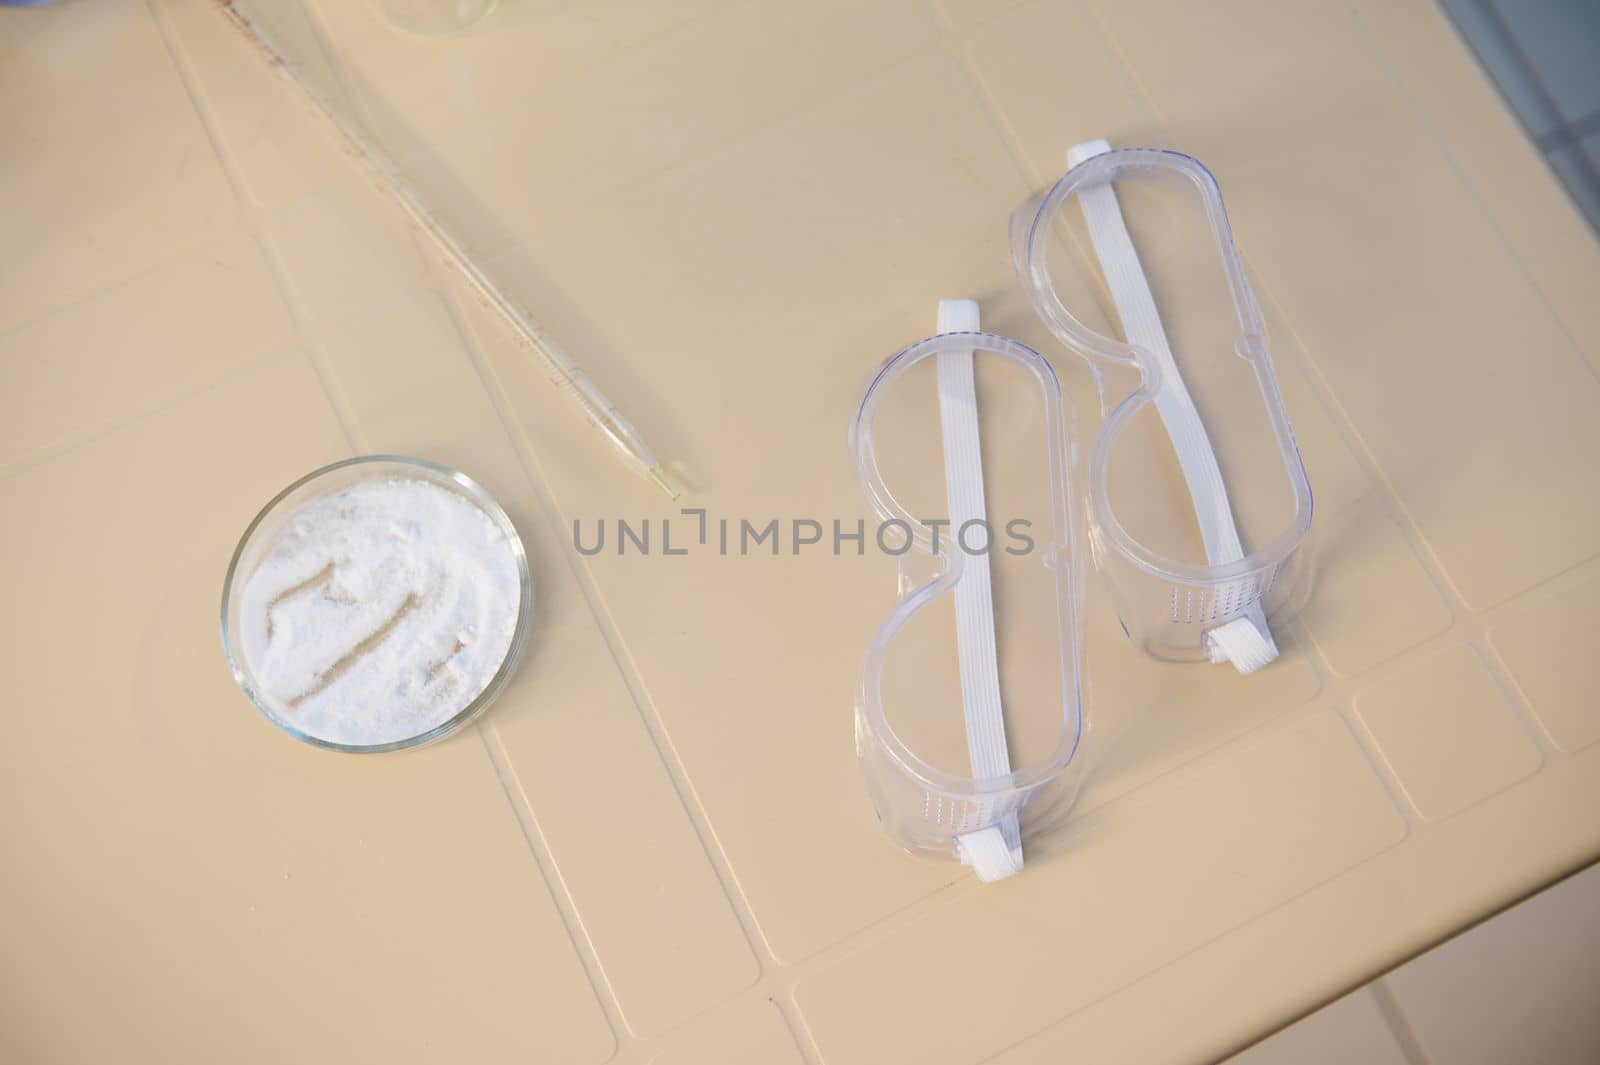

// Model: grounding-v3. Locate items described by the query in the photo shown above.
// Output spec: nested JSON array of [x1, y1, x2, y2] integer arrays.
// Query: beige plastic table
[[4, 1, 1598, 1063]]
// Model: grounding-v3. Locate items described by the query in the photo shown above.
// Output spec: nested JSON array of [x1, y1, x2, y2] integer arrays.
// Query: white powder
[[238, 477, 522, 747]]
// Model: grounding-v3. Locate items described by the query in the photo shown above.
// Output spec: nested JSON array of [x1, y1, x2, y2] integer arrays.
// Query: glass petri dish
[[220, 455, 531, 753]]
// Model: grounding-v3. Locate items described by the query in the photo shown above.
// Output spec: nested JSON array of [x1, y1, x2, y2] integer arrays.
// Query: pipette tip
[[648, 465, 680, 501]]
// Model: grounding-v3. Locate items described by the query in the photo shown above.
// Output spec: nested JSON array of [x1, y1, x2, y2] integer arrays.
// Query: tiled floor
[[1441, 0, 1600, 231], [1228, 862, 1600, 1064]]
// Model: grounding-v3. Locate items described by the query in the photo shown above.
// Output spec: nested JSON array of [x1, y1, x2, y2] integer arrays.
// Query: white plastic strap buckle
[[934, 299, 1024, 882], [1067, 140, 1277, 674]]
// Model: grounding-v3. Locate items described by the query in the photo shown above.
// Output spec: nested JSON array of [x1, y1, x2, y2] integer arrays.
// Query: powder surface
[[238, 477, 521, 746]]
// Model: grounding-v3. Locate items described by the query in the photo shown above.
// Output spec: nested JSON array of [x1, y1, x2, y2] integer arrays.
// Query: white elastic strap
[[934, 299, 1023, 882], [1068, 139, 1276, 674]]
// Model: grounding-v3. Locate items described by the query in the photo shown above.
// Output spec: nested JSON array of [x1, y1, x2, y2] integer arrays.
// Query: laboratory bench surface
[[3, 1, 1599, 1063]]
